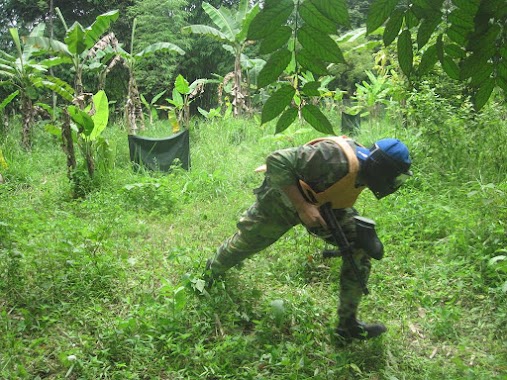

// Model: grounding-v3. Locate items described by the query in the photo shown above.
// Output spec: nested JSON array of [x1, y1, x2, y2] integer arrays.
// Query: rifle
[[319, 202, 369, 295]]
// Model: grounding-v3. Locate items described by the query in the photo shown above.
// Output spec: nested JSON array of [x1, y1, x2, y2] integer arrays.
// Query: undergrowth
[[0, 109, 506, 379]]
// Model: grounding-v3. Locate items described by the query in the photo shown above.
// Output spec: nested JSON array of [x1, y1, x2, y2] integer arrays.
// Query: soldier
[[206, 135, 412, 341]]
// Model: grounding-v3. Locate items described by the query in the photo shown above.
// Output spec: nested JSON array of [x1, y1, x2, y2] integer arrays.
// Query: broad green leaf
[[152, 90, 167, 104], [44, 123, 62, 137], [182, 25, 229, 43], [417, 16, 441, 49], [447, 24, 468, 45], [203, 2, 237, 41], [441, 56, 460, 80], [237, 3, 260, 42], [404, 10, 420, 29], [175, 74, 190, 95], [452, 0, 480, 14], [474, 77, 495, 110], [0, 90, 19, 111], [237, 0, 249, 20], [137, 42, 185, 58], [468, 24, 501, 55], [36, 76, 74, 102], [497, 60, 507, 81], [197, 106, 209, 118], [35, 102, 54, 116], [0, 50, 14, 61], [9, 28, 22, 60], [298, 25, 344, 63], [248, 0, 294, 40], [89, 90, 109, 141], [366, 0, 399, 34], [140, 93, 149, 110], [0, 64, 16, 76], [65, 22, 87, 55], [25, 36, 71, 56], [301, 104, 334, 134], [261, 84, 295, 124], [0, 54, 13, 65], [302, 81, 321, 96], [299, 2, 337, 34], [448, 8, 474, 30], [397, 29, 413, 77], [257, 49, 292, 89], [459, 53, 487, 80], [497, 76, 507, 94], [444, 43, 465, 59], [311, 0, 349, 26], [259, 26, 292, 55], [39, 56, 73, 68], [297, 49, 328, 75], [275, 107, 298, 134], [383, 9, 404, 46], [68, 105, 94, 135], [170, 89, 184, 108], [411, 0, 444, 17], [84, 10, 119, 49], [470, 62, 493, 86]]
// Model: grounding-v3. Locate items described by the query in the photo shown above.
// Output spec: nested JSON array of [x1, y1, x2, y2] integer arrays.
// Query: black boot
[[336, 318, 387, 341]]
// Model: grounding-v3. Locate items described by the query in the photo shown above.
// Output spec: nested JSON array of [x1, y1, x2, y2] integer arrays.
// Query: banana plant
[[46, 90, 110, 179], [113, 18, 185, 134], [158, 74, 206, 132], [350, 70, 392, 119], [0, 24, 73, 148], [183, 0, 260, 116], [28, 8, 119, 108], [140, 90, 166, 125]]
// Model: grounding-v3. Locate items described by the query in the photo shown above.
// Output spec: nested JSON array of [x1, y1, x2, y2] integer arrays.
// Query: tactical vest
[[298, 136, 366, 209]]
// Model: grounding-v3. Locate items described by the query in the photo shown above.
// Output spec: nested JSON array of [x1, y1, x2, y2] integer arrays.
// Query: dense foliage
[[247, 0, 507, 133]]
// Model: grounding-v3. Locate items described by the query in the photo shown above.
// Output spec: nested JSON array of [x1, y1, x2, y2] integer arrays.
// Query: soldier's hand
[[281, 183, 327, 228], [296, 202, 327, 228]]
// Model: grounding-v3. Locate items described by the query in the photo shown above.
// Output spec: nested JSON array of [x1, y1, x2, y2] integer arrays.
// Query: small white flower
[[67, 355, 77, 361]]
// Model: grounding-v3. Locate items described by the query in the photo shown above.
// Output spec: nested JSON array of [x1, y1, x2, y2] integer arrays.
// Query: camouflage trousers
[[211, 186, 372, 321]]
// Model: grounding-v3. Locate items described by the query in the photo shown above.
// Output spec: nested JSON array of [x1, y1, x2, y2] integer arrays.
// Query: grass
[[0, 112, 506, 379]]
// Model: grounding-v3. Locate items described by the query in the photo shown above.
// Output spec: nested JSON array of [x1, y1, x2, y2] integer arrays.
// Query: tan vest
[[298, 136, 366, 208]]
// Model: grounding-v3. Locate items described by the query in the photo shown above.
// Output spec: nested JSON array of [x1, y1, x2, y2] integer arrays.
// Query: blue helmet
[[363, 138, 412, 199]]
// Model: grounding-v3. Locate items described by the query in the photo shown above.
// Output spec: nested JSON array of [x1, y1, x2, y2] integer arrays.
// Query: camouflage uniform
[[211, 139, 372, 321]]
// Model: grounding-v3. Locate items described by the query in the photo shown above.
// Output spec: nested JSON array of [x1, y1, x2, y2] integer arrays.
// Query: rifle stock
[[319, 202, 369, 295]]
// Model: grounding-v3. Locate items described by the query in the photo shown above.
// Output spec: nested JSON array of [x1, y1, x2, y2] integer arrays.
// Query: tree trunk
[[233, 51, 244, 117], [84, 145, 95, 178], [74, 67, 85, 109], [21, 96, 34, 149], [126, 72, 145, 134], [61, 109, 76, 179]]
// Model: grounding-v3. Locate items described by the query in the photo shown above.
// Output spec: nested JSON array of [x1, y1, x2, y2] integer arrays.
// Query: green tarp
[[128, 129, 190, 172]]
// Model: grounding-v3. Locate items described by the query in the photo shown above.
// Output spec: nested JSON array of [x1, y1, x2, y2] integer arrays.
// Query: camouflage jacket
[[265, 138, 359, 193]]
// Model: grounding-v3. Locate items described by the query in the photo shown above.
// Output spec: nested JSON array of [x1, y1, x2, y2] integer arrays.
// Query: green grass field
[[1, 114, 506, 379]]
